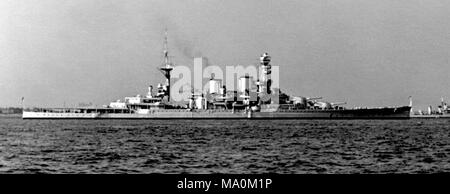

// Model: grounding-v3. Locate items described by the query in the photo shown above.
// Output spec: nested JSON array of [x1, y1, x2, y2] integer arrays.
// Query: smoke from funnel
[[154, 15, 203, 59], [174, 35, 203, 59]]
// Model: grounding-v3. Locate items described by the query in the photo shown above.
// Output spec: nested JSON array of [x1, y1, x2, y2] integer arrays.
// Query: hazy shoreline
[[0, 114, 22, 118]]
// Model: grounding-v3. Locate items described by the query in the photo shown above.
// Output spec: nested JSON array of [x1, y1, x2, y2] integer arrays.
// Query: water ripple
[[0, 116, 449, 173]]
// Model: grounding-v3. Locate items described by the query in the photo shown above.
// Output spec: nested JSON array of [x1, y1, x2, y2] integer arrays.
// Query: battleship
[[23, 32, 411, 119]]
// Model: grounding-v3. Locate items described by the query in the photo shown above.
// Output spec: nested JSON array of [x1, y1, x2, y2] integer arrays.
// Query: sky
[[1, 0, 449, 110]]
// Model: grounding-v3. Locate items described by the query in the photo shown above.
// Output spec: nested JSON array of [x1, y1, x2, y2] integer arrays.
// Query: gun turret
[[291, 96, 323, 109], [313, 101, 347, 110]]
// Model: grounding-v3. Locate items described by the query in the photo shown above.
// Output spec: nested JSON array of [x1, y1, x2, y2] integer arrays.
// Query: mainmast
[[159, 29, 174, 102]]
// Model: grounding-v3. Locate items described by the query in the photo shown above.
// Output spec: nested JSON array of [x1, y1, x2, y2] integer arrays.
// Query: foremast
[[158, 29, 174, 102]]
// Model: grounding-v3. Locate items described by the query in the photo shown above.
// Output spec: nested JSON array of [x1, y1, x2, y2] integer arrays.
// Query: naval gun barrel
[[331, 102, 347, 106], [307, 97, 322, 101]]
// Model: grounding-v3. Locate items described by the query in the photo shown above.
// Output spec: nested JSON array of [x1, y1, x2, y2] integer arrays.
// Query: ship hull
[[23, 106, 411, 119]]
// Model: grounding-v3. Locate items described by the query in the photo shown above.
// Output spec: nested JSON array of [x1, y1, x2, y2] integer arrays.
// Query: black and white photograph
[[0, 0, 448, 192]]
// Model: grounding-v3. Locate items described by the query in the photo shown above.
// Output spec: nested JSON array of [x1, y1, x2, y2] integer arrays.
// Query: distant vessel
[[23, 32, 411, 119], [410, 98, 450, 118]]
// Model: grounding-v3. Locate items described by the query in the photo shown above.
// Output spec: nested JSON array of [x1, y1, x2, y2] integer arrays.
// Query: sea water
[[0, 116, 449, 173]]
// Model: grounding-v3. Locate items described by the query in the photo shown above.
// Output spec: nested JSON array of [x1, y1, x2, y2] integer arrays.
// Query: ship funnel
[[238, 75, 252, 95], [209, 78, 221, 94]]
